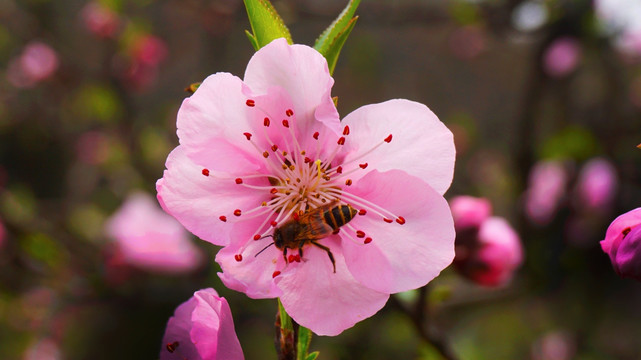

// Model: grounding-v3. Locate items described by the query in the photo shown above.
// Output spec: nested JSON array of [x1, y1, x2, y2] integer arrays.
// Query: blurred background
[[1, 0, 641, 358]]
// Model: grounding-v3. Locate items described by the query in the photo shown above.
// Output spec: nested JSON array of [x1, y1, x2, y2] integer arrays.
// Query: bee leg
[[283, 247, 289, 265], [311, 241, 336, 273]]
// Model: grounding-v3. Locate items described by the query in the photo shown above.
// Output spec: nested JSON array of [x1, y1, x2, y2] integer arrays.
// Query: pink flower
[[601, 208, 641, 280], [7, 42, 59, 88], [472, 217, 523, 286], [157, 38, 456, 335], [161, 288, 244, 360], [574, 157, 618, 210], [524, 160, 568, 226], [0, 218, 5, 249], [105, 192, 204, 273], [450, 196, 492, 230], [80, 2, 120, 38], [131, 35, 168, 67], [543, 37, 581, 77]]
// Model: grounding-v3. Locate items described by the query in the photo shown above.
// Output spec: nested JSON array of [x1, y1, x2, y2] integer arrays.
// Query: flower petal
[[276, 237, 389, 336], [601, 207, 641, 253], [157, 146, 270, 246], [340, 99, 455, 195], [342, 170, 455, 293], [244, 38, 341, 137], [191, 289, 244, 360]]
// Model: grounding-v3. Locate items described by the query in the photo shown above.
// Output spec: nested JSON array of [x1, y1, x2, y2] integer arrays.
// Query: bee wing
[[295, 210, 333, 241]]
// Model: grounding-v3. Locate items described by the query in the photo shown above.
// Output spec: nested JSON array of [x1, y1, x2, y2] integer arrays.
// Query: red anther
[[623, 227, 632, 237], [234, 254, 243, 262], [286, 109, 294, 117], [243, 132, 252, 140], [282, 119, 290, 128], [384, 134, 393, 143], [263, 151, 269, 158], [304, 157, 312, 163], [359, 163, 368, 169], [271, 144, 278, 152], [270, 188, 278, 194], [166, 341, 179, 353], [264, 117, 270, 127], [336, 166, 343, 174], [332, 228, 340, 234], [358, 209, 367, 216], [202, 168, 210, 176], [246, 99, 255, 107], [293, 254, 301, 262], [292, 212, 300, 221], [288, 254, 296, 263], [313, 131, 320, 140], [270, 221, 277, 227], [396, 216, 406, 225], [356, 230, 366, 238], [253, 234, 261, 241], [343, 125, 350, 135], [235, 178, 243, 184], [272, 271, 281, 278], [345, 179, 352, 186], [219, 216, 227, 222], [233, 209, 242, 217], [337, 137, 345, 145], [383, 218, 393, 223], [364, 237, 372, 244]]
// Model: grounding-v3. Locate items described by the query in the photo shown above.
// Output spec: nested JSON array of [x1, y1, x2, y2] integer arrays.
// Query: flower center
[[202, 98, 404, 264]]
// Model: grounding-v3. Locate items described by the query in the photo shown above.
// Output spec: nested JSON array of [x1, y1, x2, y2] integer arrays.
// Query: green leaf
[[296, 326, 313, 360], [243, 0, 293, 50], [305, 352, 320, 360], [277, 298, 293, 332], [314, 0, 361, 74]]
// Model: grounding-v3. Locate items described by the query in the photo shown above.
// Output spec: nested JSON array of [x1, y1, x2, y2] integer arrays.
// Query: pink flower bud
[[472, 217, 524, 286], [131, 35, 168, 67], [160, 288, 244, 360], [105, 192, 204, 273], [601, 208, 641, 280], [7, 42, 59, 88], [543, 37, 581, 77], [524, 160, 568, 226], [450, 196, 492, 230], [575, 157, 618, 211], [80, 2, 120, 38]]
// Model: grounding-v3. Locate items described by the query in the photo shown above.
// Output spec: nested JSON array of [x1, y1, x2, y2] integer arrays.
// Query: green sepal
[[314, 0, 361, 74], [243, 0, 293, 50], [277, 298, 294, 332], [305, 352, 320, 360], [296, 326, 313, 360]]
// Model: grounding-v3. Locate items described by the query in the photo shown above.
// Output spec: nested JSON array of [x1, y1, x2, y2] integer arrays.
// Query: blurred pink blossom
[[157, 38, 456, 335], [575, 157, 618, 210], [7, 42, 59, 88], [543, 37, 581, 77], [80, 2, 120, 38], [131, 35, 168, 67], [524, 160, 568, 226], [601, 208, 641, 281], [450, 196, 492, 230], [531, 331, 576, 360], [105, 192, 204, 273], [23, 338, 61, 360], [595, 0, 641, 56], [473, 217, 524, 286], [160, 288, 244, 360]]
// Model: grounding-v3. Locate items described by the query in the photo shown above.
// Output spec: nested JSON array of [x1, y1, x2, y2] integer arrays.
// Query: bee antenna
[[254, 242, 275, 257]]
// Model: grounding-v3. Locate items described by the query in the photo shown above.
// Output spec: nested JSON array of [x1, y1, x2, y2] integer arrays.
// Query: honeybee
[[259, 201, 357, 273]]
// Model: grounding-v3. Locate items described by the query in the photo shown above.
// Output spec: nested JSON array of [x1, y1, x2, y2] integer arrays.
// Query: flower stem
[[390, 286, 458, 360], [275, 299, 298, 360]]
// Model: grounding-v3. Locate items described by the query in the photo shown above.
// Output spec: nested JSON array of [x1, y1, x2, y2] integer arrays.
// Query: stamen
[[243, 132, 252, 140], [356, 230, 366, 238], [263, 151, 269, 158], [313, 132, 320, 140], [286, 109, 294, 117], [345, 179, 352, 186], [246, 99, 255, 107], [623, 227, 632, 237], [359, 163, 368, 169], [271, 220, 278, 227], [383, 218, 393, 223], [271, 144, 278, 152], [166, 342, 179, 353], [384, 134, 392, 143], [264, 117, 270, 127], [343, 126, 350, 135], [364, 237, 372, 244], [358, 209, 367, 216], [270, 188, 278, 194], [234, 254, 242, 261], [336, 166, 343, 174], [272, 271, 281, 278], [202, 169, 210, 176], [233, 209, 242, 216], [253, 234, 261, 240], [396, 216, 406, 225], [219, 216, 227, 222], [282, 119, 290, 128], [235, 178, 243, 184], [337, 137, 345, 145]]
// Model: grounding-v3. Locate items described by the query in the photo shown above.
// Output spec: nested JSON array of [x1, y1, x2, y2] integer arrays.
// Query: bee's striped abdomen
[[323, 204, 357, 230]]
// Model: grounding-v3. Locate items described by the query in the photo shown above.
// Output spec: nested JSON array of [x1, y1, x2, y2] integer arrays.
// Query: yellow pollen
[[282, 164, 288, 170], [301, 150, 306, 155], [261, 201, 267, 206], [289, 165, 295, 171]]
